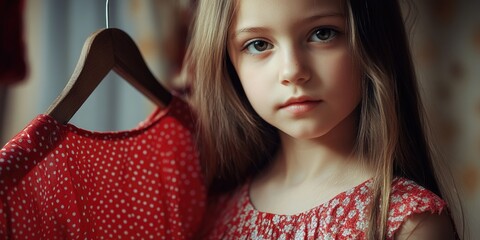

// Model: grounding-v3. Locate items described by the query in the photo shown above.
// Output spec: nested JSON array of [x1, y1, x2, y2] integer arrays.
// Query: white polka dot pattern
[[0, 97, 206, 239]]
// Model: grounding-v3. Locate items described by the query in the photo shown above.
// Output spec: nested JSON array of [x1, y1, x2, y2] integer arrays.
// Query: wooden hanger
[[45, 28, 172, 124]]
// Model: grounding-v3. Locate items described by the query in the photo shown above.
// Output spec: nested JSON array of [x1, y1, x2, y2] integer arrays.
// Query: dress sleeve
[[0, 115, 65, 238], [386, 178, 447, 239]]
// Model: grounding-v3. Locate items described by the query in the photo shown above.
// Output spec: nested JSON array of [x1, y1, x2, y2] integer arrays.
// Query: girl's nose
[[280, 48, 311, 86]]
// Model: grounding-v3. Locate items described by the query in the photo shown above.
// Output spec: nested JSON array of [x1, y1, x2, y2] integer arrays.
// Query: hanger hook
[[105, 0, 110, 28]]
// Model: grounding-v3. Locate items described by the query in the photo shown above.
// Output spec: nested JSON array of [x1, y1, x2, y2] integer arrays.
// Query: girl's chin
[[278, 128, 327, 140]]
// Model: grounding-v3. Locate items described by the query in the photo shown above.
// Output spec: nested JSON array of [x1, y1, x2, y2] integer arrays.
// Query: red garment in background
[[0, 0, 27, 84], [0, 97, 206, 239]]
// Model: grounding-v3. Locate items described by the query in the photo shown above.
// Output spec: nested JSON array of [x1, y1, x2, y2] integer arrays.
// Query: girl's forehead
[[231, 0, 344, 22], [229, 0, 345, 32], [232, 0, 344, 13]]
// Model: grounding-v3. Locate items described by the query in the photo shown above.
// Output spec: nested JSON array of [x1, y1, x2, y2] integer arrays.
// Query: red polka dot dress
[[204, 178, 448, 239], [0, 97, 206, 239]]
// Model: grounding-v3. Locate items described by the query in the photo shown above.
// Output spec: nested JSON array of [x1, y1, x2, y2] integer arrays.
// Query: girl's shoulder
[[386, 177, 448, 238], [389, 177, 446, 214]]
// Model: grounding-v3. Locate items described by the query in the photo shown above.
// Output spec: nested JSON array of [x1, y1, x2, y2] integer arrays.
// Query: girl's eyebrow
[[230, 12, 344, 39], [231, 27, 269, 39]]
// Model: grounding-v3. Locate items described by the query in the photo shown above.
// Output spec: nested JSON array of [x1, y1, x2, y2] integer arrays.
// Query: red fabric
[[204, 178, 447, 239], [0, 0, 27, 85], [0, 97, 206, 239]]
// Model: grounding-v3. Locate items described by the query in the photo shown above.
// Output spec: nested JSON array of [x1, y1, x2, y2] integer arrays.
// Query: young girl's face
[[227, 0, 362, 140]]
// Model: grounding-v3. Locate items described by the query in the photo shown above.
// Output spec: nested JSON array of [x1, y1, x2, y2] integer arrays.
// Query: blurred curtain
[[2, 0, 188, 138], [37, 0, 140, 131]]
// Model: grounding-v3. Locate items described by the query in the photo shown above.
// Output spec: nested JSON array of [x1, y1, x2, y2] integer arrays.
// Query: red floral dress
[[0, 97, 206, 240], [204, 178, 447, 239]]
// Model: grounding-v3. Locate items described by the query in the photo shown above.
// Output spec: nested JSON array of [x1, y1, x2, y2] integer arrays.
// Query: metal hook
[[105, 0, 110, 28]]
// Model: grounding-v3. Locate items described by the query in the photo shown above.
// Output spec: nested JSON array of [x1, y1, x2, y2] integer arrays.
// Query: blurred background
[[0, 0, 192, 139], [0, 0, 479, 238]]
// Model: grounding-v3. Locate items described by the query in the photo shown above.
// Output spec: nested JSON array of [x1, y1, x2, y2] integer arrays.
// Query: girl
[[187, 0, 464, 239]]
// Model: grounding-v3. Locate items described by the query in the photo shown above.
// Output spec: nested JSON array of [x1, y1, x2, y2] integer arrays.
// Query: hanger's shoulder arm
[[110, 28, 172, 108], [45, 29, 115, 124]]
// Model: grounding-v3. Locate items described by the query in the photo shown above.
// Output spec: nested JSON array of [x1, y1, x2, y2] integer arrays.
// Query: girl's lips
[[280, 100, 322, 115], [280, 96, 317, 108]]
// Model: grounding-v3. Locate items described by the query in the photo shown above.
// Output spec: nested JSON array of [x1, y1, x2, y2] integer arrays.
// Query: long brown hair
[[345, 0, 464, 238], [188, 0, 279, 192], [187, 0, 464, 238]]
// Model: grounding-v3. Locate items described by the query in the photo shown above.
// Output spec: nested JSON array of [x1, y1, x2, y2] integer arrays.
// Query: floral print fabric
[[205, 178, 446, 239]]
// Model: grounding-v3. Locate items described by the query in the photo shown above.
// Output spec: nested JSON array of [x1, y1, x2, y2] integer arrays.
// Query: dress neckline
[[36, 96, 181, 139], [244, 177, 374, 218]]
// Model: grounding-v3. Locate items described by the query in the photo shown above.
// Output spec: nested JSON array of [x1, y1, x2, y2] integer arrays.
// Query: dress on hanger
[[0, 97, 206, 239]]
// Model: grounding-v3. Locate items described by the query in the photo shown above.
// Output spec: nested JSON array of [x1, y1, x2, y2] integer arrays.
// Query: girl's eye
[[244, 40, 273, 54], [309, 28, 338, 42]]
